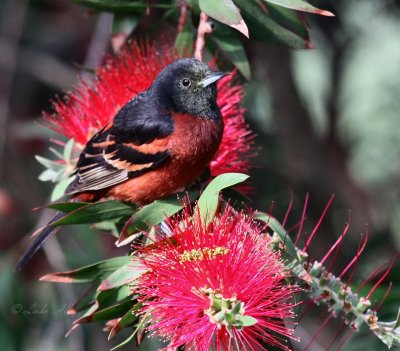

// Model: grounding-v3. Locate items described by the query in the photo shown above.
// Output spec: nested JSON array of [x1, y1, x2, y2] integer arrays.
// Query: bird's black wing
[[66, 93, 174, 195]]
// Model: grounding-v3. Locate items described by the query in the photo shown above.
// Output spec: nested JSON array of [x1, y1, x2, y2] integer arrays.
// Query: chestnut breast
[[107, 113, 223, 205]]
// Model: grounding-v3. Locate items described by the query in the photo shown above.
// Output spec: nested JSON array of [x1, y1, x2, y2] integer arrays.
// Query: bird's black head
[[151, 58, 228, 120]]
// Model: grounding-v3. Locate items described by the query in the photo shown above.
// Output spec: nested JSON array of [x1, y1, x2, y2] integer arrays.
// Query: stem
[[177, 2, 187, 34], [194, 12, 213, 61]]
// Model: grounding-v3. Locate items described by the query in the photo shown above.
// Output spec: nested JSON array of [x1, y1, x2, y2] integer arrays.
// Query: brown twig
[[194, 12, 213, 61], [177, 2, 188, 34]]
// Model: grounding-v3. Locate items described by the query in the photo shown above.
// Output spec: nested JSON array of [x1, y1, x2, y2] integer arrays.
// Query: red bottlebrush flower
[[43, 41, 255, 175], [136, 206, 298, 351], [211, 74, 255, 177], [43, 42, 177, 146]]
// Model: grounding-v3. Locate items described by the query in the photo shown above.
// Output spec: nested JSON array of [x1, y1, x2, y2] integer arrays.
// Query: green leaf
[[197, 173, 249, 226], [110, 315, 149, 350], [45, 201, 90, 212], [253, 212, 312, 282], [49, 200, 136, 226], [266, 3, 308, 39], [96, 285, 133, 307], [263, 0, 334, 16], [175, 10, 194, 56], [49, 147, 64, 161], [395, 307, 400, 330], [35, 155, 64, 172], [98, 257, 147, 291], [199, 0, 248, 37], [112, 14, 140, 35], [51, 176, 74, 202], [91, 221, 120, 237], [231, 301, 243, 314], [63, 139, 75, 161], [208, 22, 251, 80], [38, 168, 59, 182], [240, 315, 258, 326], [73, 0, 173, 13], [233, 0, 310, 49], [254, 211, 297, 258], [108, 302, 142, 339], [111, 330, 137, 350], [373, 317, 400, 349], [40, 256, 131, 283], [68, 284, 99, 314], [75, 300, 134, 324], [117, 190, 199, 246], [70, 286, 134, 329]]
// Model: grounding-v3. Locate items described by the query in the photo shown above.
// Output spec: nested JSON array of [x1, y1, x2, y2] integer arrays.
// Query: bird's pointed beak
[[199, 71, 230, 88]]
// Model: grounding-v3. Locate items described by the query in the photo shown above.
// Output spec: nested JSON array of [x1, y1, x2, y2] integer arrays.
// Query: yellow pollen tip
[[179, 247, 229, 262]]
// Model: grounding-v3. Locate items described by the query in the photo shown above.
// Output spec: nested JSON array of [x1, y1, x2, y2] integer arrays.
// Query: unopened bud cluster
[[297, 252, 400, 348], [303, 258, 372, 331]]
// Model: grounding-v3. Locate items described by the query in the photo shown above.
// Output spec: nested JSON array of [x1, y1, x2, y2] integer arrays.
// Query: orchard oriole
[[16, 58, 227, 270]]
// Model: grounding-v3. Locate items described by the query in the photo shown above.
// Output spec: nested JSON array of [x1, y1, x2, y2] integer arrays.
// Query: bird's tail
[[15, 211, 64, 271]]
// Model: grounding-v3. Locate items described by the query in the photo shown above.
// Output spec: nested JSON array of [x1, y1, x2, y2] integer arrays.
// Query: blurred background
[[0, 0, 399, 350]]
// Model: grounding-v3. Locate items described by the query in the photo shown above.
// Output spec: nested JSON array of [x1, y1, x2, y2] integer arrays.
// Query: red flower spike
[[211, 74, 255, 177], [136, 206, 299, 351], [43, 41, 255, 175]]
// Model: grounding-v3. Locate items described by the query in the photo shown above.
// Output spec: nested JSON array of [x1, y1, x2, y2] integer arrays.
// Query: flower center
[[179, 246, 229, 262], [202, 288, 257, 337]]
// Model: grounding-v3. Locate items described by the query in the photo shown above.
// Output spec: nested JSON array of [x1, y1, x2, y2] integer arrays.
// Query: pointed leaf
[[49, 200, 136, 226], [208, 23, 251, 80], [240, 315, 258, 326], [45, 201, 90, 212], [75, 301, 134, 324], [95, 286, 133, 308], [199, 0, 248, 37], [51, 176, 74, 201], [68, 286, 134, 334], [255, 211, 297, 258], [112, 14, 140, 35], [63, 139, 75, 161], [40, 256, 131, 283], [91, 221, 120, 237], [110, 330, 137, 351], [110, 315, 150, 350], [197, 173, 249, 226], [49, 147, 64, 161], [73, 0, 173, 13], [68, 284, 99, 314], [98, 257, 147, 291], [266, 3, 309, 39], [117, 190, 199, 246], [35, 155, 64, 171], [109, 302, 142, 339], [38, 168, 58, 182], [233, 0, 310, 49], [395, 307, 400, 330], [263, 0, 334, 16], [254, 212, 312, 282]]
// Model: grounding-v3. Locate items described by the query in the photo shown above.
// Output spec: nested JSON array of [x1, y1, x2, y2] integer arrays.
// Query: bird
[[16, 58, 228, 271]]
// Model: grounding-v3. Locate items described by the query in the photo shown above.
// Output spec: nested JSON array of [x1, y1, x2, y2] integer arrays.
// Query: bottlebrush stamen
[[135, 205, 299, 351]]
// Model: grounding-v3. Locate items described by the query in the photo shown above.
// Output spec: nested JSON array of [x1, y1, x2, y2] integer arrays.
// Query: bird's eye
[[181, 78, 191, 87]]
